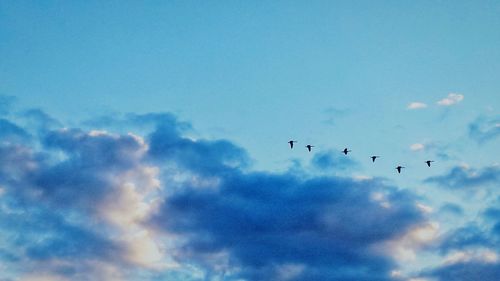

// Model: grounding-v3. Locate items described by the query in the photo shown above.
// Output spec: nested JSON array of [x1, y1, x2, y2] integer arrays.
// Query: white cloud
[[410, 143, 425, 151], [443, 249, 498, 265], [416, 203, 433, 214], [353, 175, 373, 181], [276, 263, 306, 280], [407, 102, 428, 110], [123, 230, 164, 268], [437, 93, 464, 106], [384, 222, 440, 262]]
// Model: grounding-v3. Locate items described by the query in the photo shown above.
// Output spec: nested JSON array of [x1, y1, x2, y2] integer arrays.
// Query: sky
[[0, 1, 500, 280]]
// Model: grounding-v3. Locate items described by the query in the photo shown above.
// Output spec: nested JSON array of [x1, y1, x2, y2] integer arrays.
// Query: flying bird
[[342, 148, 351, 155], [396, 166, 405, 174], [425, 160, 435, 167], [306, 145, 314, 152], [371, 156, 380, 162], [288, 140, 297, 149]]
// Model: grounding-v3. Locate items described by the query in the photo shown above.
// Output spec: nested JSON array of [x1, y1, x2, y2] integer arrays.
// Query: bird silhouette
[[371, 156, 380, 162], [425, 160, 435, 167], [342, 148, 351, 155], [396, 166, 405, 173], [288, 140, 297, 149], [306, 145, 314, 152]]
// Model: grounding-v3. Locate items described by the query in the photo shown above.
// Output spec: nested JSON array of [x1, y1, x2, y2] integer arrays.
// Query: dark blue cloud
[[0, 142, 43, 190], [1, 205, 121, 261], [424, 165, 500, 190], [438, 224, 494, 254], [422, 201, 500, 281], [151, 171, 423, 280], [484, 207, 500, 222], [0, 95, 16, 116], [42, 128, 143, 169], [423, 262, 500, 281], [422, 164, 500, 281], [147, 120, 249, 175], [468, 115, 500, 144], [483, 206, 500, 238], [68, 112, 231, 175], [4, 128, 149, 211], [0, 118, 31, 141], [22, 108, 61, 130], [311, 149, 359, 171], [0, 109, 426, 280], [0, 196, 126, 278], [0, 126, 141, 279], [439, 202, 464, 216], [83, 112, 244, 175]]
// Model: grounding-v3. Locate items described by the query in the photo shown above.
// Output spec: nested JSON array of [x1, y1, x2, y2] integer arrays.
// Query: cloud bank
[[1, 103, 499, 281]]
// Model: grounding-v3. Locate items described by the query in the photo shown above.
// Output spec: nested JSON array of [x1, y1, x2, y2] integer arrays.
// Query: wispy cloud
[[407, 102, 428, 110], [420, 220, 500, 281], [424, 165, 500, 190], [439, 203, 464, 216], [0, 95, 16, 116], [422, 258, 500, 281], [468, 115, 500, 144], [416, 195, 500, 281], [311, 149, 359, 171], [437, 93, 464, 106], [322, 107, 349, 126]]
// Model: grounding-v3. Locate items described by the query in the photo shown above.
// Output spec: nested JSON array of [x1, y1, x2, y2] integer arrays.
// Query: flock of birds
[[288, 140, 434, 173]]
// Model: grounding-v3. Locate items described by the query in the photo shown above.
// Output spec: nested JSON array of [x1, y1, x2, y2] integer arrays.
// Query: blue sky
[[1, 1, 500, 280]]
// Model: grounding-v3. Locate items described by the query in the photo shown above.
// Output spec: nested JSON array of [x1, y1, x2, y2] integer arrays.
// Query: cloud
[[409, 141, 455, 161], [424, 165, 500, 190], [0, 118, 31, 141], [0, 112, 169, 279], [410, 143, 425, 151], [0, 95, 16, 116], [322, 107, 349, 126], [468, 115, 500, 144], [311, 149, 359, 171], [483, 204, 500, 239], [422, 260, 500, 281], [439, 203, 464, 216], [437, 224, 494, 254], [437, 93, 464, 106], [0, 201, 127, 279], [407, 102, 428, 110], [0, 107, 429, 280], [150, 171, 424, 280], [22, 109, 62, 130], [419, 208, 500, 281]]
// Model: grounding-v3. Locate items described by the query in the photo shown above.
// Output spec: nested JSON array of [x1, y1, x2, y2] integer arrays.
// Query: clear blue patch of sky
[[1, 0, 499, 174]]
